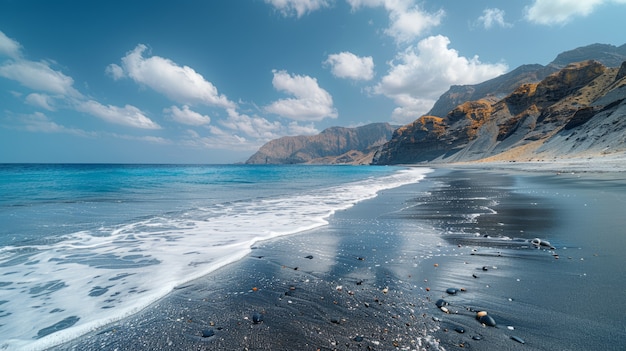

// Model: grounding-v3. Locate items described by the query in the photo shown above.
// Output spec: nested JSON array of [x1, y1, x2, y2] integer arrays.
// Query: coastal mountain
[[427, 43, 626, 118], [373, 60, 626, 164], [245, 123, 396, 164], [245, 43, 626, 166]]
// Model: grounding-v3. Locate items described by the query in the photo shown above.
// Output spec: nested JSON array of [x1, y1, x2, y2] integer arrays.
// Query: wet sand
[[51, 167, 626, 350]]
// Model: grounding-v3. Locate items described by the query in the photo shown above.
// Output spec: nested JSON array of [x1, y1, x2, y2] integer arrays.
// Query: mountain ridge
[[245, 123, 396, 164], [244, 43, 626, 166], [373, 60, 626, 164]]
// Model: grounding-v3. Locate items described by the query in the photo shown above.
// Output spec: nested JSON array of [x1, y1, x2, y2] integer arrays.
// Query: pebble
[[252, 313, 264, 324], [304, 255, 314, 259], [201, 329, 215, 338], [476, 311, 488, 318], [454, 326, 465, 333], [478, 314, 496, 327], [353, 336, 364, 342], [435, 299, 449, 308], [446, 288, 457, 295], [472, 335, 483, 340], [511, 336, 525, 344]]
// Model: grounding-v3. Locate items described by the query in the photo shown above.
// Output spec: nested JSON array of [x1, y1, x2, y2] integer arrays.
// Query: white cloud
[[105, 63, 125, 80], [18, 111, 89, 136], [222, 108, 285, 139], [347, 0, 444, 43], [0, 60, 81, 97], [265, 70, 338, 121], [0, 31, 21, 59], [524, 0, 626, 25], [478, 8, 512, 29], [165, 105, 211, 126], [25, 93, 56, 111], [0, 33, 164, 133], [76, 100, 161, 130], [373, 35, 507, 124], [265, 0, 332, 17], [286, 121, 319, 136], [113, 44, 235, 108], [324, 52, 374, 80]]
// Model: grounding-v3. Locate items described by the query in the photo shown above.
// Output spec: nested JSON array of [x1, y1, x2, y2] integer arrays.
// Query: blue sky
[[1, 0, 625, 163]]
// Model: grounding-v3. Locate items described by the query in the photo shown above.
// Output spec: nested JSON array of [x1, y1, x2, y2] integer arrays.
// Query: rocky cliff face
[[245, 123, 396, 164], [427, 43, 626, 119], [373, 60, 626, 164]]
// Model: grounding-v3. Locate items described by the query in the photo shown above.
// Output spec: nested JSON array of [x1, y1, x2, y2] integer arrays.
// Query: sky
[[1, 0, 625, 163]]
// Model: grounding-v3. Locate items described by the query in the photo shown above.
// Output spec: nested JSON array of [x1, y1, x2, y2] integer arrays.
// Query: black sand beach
[[51, 167, 626, 351]]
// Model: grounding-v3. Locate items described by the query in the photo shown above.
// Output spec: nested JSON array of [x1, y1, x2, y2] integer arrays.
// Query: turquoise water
[[0, 164, 431, 350]]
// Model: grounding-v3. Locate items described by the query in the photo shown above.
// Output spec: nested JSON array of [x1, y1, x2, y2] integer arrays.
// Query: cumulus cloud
[[17, 111, 90, 136], [111, 44, 235, 108], [347, 0, 444, 43], [0, 60, 81, 97], [264, 0, 332, 17], [478, 8, 512, 29], [524, 0, 626, 25], [0, 36, 162, 131], [0, 31, 21, 59], [25, 93, 56, 111], [76, 100, 161, 130], [105, 63, 125, 80], [265, 70, 338, 121], [373, 35, 507, 124], [165, 105, 211, 126], [324, 52, 374, 80]]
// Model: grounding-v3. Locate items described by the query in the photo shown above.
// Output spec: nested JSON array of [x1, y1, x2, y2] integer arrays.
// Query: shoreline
[[50, 165, 626, 350]]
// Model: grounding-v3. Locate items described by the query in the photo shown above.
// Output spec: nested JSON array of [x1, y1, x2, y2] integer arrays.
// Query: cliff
[[427, 43, 626, 118], [373, 60, 626, 164], [245, 123, 396, 164]]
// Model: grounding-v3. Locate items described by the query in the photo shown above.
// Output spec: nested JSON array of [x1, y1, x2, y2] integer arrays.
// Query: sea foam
[[0, 166, 431, 350]]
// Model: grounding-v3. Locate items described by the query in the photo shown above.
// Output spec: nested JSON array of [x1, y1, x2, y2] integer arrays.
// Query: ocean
[[0, 164, 431, 351]]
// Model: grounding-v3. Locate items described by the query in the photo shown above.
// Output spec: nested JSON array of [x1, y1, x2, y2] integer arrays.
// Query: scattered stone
[[507, 326, 515, 330], [201, 329, 215, 338], [446, 288, 458, 295], [435, 299, 449, 308], [252, 313, 263, 324], [454, 326, 465, 333], [353, 336, 364, 342], [330, 317, 340, 324], [532, 238, 555, 250], [304, 255, 314, 259], [472, 335, 483, 340], [478, 314, 496, 327], [472, 274, 479, 278], [382, 287, 389, 294], [482, 266, 489, 271], [511, 336, 525, 344]]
